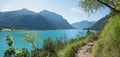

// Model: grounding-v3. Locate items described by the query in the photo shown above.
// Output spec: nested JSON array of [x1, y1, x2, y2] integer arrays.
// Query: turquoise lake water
[[0, 29, 95, 56]]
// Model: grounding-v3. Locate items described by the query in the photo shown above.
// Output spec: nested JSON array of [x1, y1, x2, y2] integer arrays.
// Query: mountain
[[39, 10, 74, 29], [0, 14, 56, 30], [90, 15, 109, 30], [0, 8, 35, 18], [0, 8, 74, 30], [72, 20, 96, 29]]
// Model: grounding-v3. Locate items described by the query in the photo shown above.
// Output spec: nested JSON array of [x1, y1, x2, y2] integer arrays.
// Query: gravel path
[[75, 41, 97, 57]]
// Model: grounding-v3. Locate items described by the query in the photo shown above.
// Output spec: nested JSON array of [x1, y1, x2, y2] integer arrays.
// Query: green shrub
[[39, 35, 68, 57]]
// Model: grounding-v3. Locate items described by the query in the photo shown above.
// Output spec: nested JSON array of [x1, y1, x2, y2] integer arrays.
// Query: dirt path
[[75, 41, 97, 57]]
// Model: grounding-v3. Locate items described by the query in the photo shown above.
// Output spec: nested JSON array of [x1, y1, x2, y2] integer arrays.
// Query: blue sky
[[0, 0, 110, 24]]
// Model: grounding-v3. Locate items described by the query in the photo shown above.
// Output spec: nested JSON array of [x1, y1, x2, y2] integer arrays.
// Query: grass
[[57, 32, 98, 57], [92, 14, 120, 57]]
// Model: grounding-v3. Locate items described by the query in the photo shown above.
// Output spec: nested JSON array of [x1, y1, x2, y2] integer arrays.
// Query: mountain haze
[[72, 20, 96, 29], [90, 15, 109, 30], [40, 10, 73, 29], [0, 8, 74, 30]]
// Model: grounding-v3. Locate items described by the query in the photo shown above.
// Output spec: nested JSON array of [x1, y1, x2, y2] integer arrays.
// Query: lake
[[0, 29, 95, 57]]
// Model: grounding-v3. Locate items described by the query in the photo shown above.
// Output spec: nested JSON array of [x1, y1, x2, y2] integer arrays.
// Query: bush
[[39, 35, 68, 57]]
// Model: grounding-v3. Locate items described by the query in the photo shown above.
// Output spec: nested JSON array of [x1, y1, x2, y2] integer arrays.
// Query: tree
[[79, 0, 120, 14]]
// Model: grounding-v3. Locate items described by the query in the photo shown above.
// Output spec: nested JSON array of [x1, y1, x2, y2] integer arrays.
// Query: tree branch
[[97, 0, 120, 13]]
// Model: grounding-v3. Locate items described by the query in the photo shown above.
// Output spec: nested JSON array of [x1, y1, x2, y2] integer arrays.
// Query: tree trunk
[[97, 0, 120, 13]]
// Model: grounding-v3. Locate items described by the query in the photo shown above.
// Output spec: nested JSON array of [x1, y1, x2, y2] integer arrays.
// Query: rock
[[75, 41, 97, 57], [87, 42, 94, 46]]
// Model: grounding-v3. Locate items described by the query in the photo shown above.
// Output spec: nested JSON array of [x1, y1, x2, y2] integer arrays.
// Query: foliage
[[41, 37, 56, 57], [57, 32, 98, 57], [4, 48, 16, 57], [24, 33, 40, 49], [4, 34, 30, 57], [15, 48, 30, 57], [86, 32, 98, 42], [23, 33, 41, 57], [4, 34, 15, 57], [4, 31, 98, 57], [79, 0, 104, 14], [39, 34, 68, 57], [4, 33, 69, 57], [31, 48, 41, 57], [79, 0, 120, 14], [5, 34, 14, 47], [92, 14, 120, 57]]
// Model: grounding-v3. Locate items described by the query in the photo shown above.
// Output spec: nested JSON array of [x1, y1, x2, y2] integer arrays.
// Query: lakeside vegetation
[[57, 32, 98, 57], [3, 31, 97, 57]]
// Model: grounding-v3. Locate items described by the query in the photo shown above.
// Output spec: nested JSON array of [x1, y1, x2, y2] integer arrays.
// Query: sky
[[0, 0, 110, 24]]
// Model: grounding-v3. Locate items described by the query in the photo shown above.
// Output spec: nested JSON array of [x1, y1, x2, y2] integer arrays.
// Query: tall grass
[[92, 14, 120, 57], [57, 32, 98, 57]]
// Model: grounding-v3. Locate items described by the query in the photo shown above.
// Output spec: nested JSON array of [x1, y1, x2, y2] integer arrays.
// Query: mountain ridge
[[0, 8, 74, 30], [72, 20, 96, 29], [90, 15, 109, 30]]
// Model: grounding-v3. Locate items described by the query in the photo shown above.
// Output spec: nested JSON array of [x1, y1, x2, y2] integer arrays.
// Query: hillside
[[92, 14, 120, 57], [90, 15, 109, 30], [0, 9, 74, 30], [72, 20, 96, 29]]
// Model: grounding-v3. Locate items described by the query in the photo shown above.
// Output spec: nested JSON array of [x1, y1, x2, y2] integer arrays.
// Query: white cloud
[[2, 5, 14, 12], [70, 7, 84, 13]]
